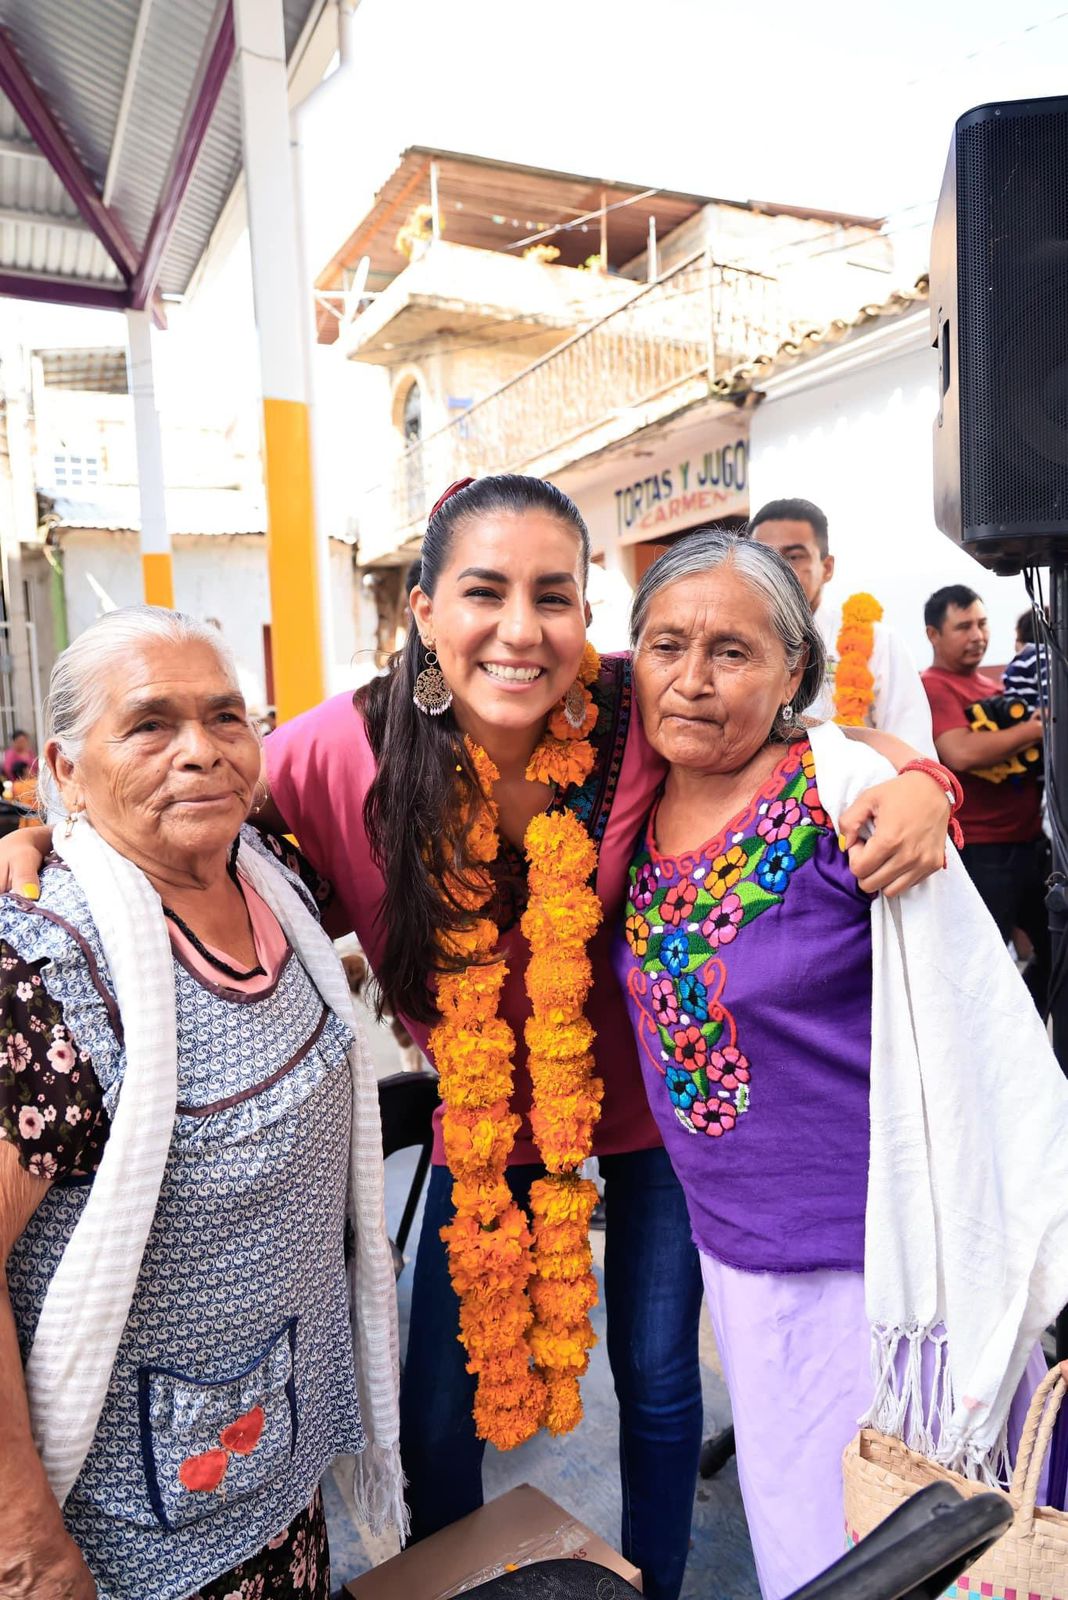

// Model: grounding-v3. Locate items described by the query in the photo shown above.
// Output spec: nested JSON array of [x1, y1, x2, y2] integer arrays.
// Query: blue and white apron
[[2, 864, 365, 1600]]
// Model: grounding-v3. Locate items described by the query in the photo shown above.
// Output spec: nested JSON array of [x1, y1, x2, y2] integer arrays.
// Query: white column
[[233, 0, 325, 719], [125, 307, 173, 606]]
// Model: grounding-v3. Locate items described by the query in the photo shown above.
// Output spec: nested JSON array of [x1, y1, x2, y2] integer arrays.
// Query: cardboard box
[[345, 1483, 643, 1597]]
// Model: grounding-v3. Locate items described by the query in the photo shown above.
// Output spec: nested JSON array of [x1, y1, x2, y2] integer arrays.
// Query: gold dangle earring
[[413, 640, 453, 716], [562, 678, 589, 730]]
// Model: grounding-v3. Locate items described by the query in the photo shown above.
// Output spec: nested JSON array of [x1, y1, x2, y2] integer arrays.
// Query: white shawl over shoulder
[[808, 720, 1068, 1479], [25, 824, 405, 1534]]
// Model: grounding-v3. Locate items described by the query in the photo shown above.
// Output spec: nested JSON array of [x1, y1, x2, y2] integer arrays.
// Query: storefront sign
[[560, 412, 751, 556], [613, 436, 749, 543]]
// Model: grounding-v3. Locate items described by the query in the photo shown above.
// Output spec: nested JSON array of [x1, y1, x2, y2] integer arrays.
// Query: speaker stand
[[1047, 561, 1068, 1360]]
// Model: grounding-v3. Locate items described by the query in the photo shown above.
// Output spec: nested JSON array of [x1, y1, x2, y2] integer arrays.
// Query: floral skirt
[[187, 1488, 330, 1599]]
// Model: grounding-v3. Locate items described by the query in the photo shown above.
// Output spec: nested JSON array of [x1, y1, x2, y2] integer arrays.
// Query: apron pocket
[[137, 1318, 298, 1532]]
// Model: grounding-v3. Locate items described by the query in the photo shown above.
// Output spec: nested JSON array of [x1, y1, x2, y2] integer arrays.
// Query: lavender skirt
[[699, 1252, 1052, 1600]]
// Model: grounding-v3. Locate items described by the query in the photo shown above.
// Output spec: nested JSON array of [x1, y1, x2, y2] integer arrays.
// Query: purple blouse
[[613, 740, 874, 1274]]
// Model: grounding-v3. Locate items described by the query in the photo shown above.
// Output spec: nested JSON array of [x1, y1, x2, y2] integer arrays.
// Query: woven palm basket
[[843, 1363, 1068, 1599]]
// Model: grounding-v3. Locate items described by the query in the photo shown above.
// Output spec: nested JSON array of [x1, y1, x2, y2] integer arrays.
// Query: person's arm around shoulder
[[836, 726, 952, 897], [0, 1141, 97, 1597]]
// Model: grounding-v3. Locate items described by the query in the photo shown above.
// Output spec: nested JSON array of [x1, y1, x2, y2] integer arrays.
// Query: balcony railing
[[358, 251, 798, 557]]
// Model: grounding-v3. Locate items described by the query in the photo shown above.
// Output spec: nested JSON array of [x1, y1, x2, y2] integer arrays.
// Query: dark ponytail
[[357, 473, 590, 1023]]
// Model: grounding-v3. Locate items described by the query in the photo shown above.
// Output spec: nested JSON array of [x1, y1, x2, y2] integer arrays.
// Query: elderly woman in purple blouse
[[613, 530, 1068, 1600]]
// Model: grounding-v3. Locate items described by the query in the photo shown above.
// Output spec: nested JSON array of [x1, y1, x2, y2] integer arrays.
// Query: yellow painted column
[[141, 553, 175, 608], [262, 397, 322, 716], [125, 309, 175, 608], [234, 0, 325, 722]]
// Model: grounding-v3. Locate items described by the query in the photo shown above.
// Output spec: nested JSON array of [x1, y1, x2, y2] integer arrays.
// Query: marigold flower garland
[[833, 592, 883, 726], [431, 642, 605, 1448]]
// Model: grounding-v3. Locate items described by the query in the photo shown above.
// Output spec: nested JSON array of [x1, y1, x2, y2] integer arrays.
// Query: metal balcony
[[357, 251, 797, 563]]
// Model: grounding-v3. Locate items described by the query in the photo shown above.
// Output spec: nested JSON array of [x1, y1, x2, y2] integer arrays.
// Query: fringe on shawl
[[863, 1323, 1012, 1487], [343, 1443, 410, 1541]]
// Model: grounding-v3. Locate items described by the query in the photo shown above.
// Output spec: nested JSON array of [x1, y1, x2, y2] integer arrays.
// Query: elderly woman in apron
[[0, 608, 403, 1600]]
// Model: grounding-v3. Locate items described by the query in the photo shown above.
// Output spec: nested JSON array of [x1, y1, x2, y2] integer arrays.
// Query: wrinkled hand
[[839, 771, 951, 897], [0, 825, 51, 897], [0, 1533, 97, 1599]]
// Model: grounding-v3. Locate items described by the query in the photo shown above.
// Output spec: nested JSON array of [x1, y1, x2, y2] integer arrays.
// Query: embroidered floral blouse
[[613, 739, 875, 1275]]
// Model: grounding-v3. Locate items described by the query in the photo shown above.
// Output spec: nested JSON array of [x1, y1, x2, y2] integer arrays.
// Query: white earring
[[781, 703, 794, 723]]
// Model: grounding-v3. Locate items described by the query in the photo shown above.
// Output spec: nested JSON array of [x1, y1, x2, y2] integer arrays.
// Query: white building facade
[[746, 309, 1029, 668]]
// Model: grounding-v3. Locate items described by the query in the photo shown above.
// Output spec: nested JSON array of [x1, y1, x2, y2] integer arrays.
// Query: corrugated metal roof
[[44, 484, 356, 542], [46, 486, 267, 535], [38, 346, 128, 391], [0, 0, 324, 300]]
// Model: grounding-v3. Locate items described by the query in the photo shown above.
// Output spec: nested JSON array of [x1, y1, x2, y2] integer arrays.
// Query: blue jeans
[[399, 1147, 705, 1600]]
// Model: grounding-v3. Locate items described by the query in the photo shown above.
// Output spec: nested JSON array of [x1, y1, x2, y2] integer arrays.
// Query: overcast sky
[[8, 0, 1067, 401], [300, 0, 1068, 283]]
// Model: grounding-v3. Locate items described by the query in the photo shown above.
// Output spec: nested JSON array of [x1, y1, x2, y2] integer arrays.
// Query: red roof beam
[[0, 27, 139, 282], [0, 272, 132, 312], [130, 0, 235, 310]]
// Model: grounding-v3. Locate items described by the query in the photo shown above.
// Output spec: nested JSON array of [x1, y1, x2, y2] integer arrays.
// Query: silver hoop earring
[[413, 646, 453, 716], [250, 778, 270, 817]]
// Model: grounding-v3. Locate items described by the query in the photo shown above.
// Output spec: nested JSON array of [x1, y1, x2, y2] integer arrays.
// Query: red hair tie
[[428, 477, 476, 523]]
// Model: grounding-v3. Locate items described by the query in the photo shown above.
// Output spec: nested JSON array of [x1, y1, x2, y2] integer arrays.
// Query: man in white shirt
[[749, 497, 935, 753]]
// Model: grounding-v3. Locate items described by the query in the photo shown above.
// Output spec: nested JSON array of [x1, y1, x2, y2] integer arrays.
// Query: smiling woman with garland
[[0, 478, 961, 1600], [252, 475, 958, 1600]]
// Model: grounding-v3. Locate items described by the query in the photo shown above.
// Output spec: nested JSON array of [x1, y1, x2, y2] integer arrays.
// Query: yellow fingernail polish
[[20, 882, 39, 900], [837, 834, 847, 851]]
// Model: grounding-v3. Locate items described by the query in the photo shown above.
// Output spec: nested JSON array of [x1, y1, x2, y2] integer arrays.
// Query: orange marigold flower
[[531, 1244, 594, 1282], [525, 812, 598, 884], [529, 1175, 599, 1227], [840, 592, 884, 626], [529, 1323, 595, 1371], [464, 738, 501, 794], [436, 962, 508, 1023], [578, 641, 602, 685], [525, 1017, 596, 1062], [526, 737, 596, 790], [526, 1055, 599, 1103], [834, 661, 875, 693], [522, 893, 603, 950], [452, 1175, 515, 1227], [529, 1273, 599, 1328], [460, 1297, 534, 1360], [473, 1369, 546, 1448], [836, 624, 874, 656], [441, 1104, 520, 1175], [437, 918, 501, 962], [524, 951, 593, 1012], [542, 1373, 583, 1436]]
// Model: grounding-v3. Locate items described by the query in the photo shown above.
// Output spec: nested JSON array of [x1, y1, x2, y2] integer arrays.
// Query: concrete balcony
[[338, 239, 637, 364], [356, 252, 796, 563]]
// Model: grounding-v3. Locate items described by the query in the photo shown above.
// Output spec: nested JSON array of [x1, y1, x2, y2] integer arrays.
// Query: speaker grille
[[958, 103, 1068, 532]]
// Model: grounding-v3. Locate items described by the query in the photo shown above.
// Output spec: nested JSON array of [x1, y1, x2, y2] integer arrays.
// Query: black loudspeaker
[[931, 94, 1068, 573]]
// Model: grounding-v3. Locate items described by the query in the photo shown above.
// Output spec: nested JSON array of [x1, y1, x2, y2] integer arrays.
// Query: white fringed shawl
[[25, 823, 406, 1535], [808, 721, 1068, 1479]]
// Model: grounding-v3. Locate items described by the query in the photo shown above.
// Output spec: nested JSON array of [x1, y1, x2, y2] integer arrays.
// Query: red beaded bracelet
[[899, 758, 965, 852]]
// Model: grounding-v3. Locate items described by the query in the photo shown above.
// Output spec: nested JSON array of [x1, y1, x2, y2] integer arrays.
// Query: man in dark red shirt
[[922, 584, 1049, 1011]]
